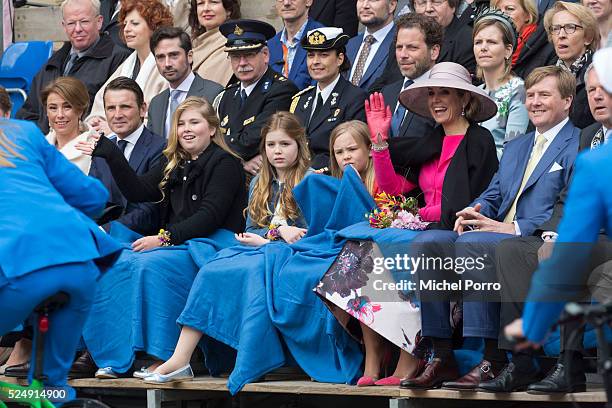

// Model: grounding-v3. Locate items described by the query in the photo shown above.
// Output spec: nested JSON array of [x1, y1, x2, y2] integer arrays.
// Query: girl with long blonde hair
[[236, 111, 312, 246], [76, 96, 247, 378]]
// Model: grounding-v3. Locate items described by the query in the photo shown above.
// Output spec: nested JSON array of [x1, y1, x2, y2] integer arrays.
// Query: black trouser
[[496, 235, 612, 352]]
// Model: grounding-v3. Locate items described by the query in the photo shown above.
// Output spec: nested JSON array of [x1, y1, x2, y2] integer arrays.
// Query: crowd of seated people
[[1, 0, 612, 402]]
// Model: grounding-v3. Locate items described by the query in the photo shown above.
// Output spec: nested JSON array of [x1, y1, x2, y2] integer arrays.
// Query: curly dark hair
[[119, 0, 174, 44], [188, 0, 241, 39]]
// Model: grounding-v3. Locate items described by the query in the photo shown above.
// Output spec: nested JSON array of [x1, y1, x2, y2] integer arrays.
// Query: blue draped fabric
[[83, 222, 236, 372], [178, 167, 376, 394]]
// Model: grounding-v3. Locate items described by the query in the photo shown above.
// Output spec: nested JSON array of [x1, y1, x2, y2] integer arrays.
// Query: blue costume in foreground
[[178, 167, 376, 394], [0, 119, 120, 399], [523, 143, 612, 342]]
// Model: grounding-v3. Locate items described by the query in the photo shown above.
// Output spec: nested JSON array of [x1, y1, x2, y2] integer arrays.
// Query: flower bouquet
[[366, 192, 428, 230]]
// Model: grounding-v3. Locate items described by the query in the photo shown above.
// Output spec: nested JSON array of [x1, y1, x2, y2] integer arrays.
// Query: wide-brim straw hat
[[399, 62, 498, 122]]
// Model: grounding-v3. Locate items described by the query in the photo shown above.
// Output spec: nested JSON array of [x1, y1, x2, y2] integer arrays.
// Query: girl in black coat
[[80, 96, 247, 247], [76, 97, 247, 378]]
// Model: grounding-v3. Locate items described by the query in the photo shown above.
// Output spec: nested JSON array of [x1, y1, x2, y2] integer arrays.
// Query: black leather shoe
[[527, 363, 586, 394], [69, 350, 97, 379], [4, 361, 30, 378], [476, 362, 540, 392]]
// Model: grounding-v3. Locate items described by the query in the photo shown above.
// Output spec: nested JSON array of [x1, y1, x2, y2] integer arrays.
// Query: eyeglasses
[[63, 19, 94, 31], [414, 0, 447, 7], [549, 23, 583, 35]]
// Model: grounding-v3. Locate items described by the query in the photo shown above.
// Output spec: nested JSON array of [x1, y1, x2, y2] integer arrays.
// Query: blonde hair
[[473, 18, 515, 82], [525, 65, 576, 99], [490, 0, 538, 26], [159, 97, 239, 193], [544, 1, 600, 53], [0, 128, 24, 168], [329, 121, 376, 196], [247, 112, 311, 228]]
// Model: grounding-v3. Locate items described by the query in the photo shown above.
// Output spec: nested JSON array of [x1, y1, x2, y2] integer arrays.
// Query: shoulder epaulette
[[225, 81, 240, 90], [291, 85, 315, 99]]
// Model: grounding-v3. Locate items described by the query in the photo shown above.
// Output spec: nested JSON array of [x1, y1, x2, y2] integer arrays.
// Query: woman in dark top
[[77, 96, 247, 378], [544, 1, 599, 128]]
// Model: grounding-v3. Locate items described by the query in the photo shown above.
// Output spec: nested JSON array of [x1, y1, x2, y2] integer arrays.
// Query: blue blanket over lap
[[178, 167, 377, 394]]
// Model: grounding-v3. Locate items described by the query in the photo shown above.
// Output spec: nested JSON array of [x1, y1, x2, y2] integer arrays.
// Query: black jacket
[[535, 122, 602, 234], [389, 123, 499, 230], [513, 22, 557, 79], [438, 16, 476, 75], [218, 67, 298, 160], [309, 0, 359, 38], [381, 78, 436, 139], [99, 0, 128, 50], [290, 75, 368, 169], [93, 137, 247, 244], [570, 53, 596, 129], [89, 127, 165, 235], [16, 34, 130, 133]]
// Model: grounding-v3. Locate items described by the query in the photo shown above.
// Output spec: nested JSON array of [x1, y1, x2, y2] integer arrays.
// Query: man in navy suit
[[401, 66, 581, 391], [269, 0, 324, 90], [383, 13, 438, 140], [90, 77, 165, 235], [495, 62, 612, 395], [346, 0, 398, 91]]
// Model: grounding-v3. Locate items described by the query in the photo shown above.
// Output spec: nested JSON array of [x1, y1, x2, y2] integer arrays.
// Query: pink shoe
[[374, 376, 402, 386], [356, 376, 378, 387]]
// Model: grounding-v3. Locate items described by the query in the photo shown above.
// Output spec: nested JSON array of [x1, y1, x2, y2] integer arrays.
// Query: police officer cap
[[220, 19, 276, 52], [301, 27, 350, 51]]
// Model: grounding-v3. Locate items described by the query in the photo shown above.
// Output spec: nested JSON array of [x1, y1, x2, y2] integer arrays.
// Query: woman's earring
[[461, 107, 466, 116]]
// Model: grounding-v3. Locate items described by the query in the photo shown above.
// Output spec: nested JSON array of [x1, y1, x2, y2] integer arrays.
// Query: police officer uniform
[[290, 27, 367, 170], [216, 20, 299, 161]]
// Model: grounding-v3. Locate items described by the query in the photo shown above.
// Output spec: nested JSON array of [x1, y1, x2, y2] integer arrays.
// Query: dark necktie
[[240, 89, 247, 109], [63, 53, 78, 76], [351, 35, 376, 86], [390, 79, 413, 137], [309, 93, 324, 126], [117, 139, 128, 157]]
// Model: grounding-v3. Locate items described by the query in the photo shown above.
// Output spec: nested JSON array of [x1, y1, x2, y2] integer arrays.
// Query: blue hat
[[220, 19, 277, 52]]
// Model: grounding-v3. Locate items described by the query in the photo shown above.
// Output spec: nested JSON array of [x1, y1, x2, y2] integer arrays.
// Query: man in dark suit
[[369, 0, 475, 91], [147, 27, 223, 139], [413, 0, 476, 74], [290, 27, 367, 169], [99, 0, 128, 50], [16, 0, 130, 133], [382, 13, 437, 140], [346, 0, 398, 91], [216, 19, 299, 174], [495, 63, 612, 395], [402, 66, 580, 391], [269, 0, 324, 90], [309, 0, 359, 38], [90, 77, 165, 235]]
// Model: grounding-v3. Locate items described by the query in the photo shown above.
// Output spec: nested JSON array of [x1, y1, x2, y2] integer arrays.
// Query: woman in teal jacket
[[0, 119, 120, 401]]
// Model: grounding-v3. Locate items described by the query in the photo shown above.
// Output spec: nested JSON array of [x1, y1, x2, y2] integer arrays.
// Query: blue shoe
[[143, 365, 194, 384], [95, 367, 118, 379]]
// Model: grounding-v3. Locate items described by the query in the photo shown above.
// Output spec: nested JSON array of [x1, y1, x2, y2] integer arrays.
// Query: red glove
[[365, 92, 392, 145]]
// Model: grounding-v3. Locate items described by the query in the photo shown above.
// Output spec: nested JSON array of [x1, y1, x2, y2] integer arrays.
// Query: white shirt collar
[[317, 74, 341, 104], [171, 71, 195, 93], [117, 123, 144, 145], [365, 21, 394, 43], [535, 117, 569, 145], [241, 76, 263, 97]]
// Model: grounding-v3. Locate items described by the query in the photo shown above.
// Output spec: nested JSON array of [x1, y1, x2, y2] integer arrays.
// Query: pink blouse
[[418, 134, 464, 222]]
